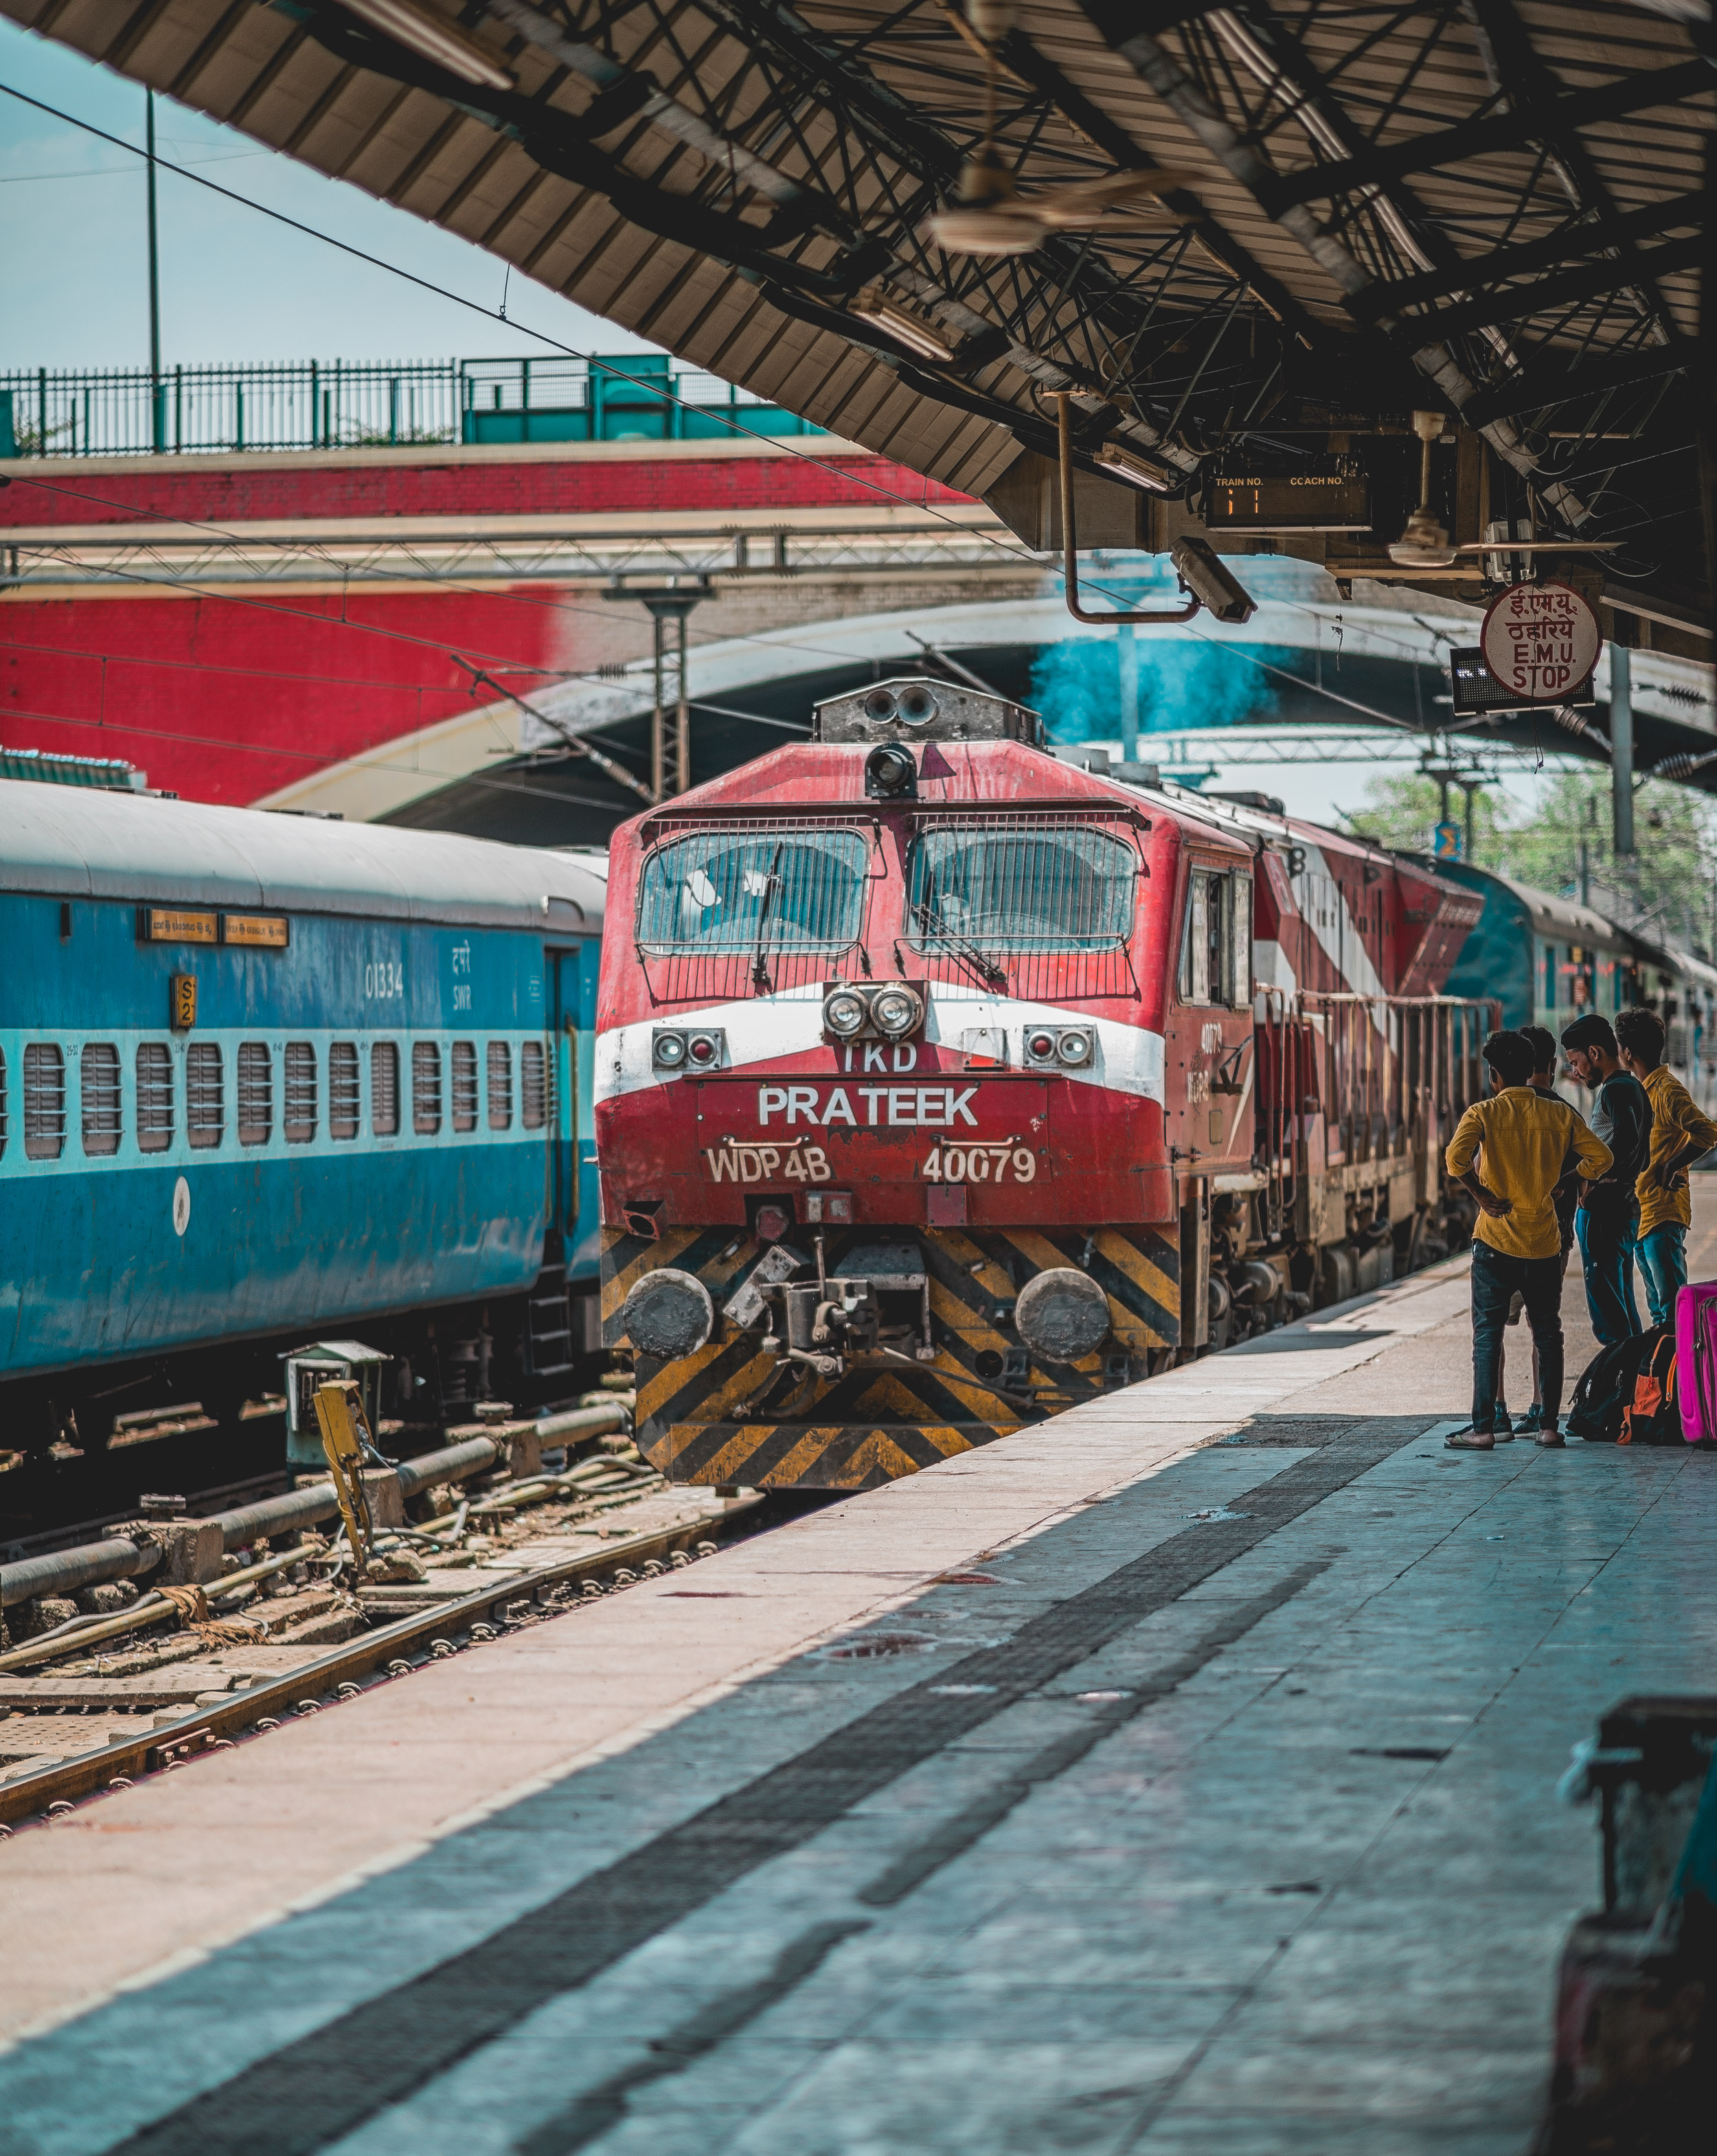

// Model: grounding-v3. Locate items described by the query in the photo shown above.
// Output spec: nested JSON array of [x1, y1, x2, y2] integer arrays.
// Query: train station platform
[[3, 1208, 1716, 2155]]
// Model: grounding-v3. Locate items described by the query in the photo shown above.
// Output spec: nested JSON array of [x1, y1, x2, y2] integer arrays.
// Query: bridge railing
[[0, 356, 821, 459]]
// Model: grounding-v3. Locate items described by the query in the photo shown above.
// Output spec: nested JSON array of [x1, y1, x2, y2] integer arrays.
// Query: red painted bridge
[[0, 427, 1017, 831]]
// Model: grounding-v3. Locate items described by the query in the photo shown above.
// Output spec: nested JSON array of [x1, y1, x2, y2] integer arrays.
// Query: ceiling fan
[[921, 2, 1192, 256]]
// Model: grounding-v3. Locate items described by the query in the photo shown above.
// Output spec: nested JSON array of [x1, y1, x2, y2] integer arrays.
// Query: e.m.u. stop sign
[[1479, 580, 1601, 704]]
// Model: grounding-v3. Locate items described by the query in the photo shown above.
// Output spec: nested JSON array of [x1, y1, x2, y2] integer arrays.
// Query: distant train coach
[[0, 781, 606, 1456], [596, 681, 1495, 1493]]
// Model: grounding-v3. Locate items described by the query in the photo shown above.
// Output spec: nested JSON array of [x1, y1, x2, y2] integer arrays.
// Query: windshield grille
[[907, 823, 1137, 955], [637, 825, 869, 957]]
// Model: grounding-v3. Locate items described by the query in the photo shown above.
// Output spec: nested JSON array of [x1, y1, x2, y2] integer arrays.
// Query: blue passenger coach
[[0, 781, 606, 1453]]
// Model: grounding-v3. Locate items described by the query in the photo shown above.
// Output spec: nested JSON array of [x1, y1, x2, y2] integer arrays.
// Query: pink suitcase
[[1674, 1283, 1717, 1445]]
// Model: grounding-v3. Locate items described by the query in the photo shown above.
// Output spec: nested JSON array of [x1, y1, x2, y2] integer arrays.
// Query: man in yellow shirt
[[1615, 1007, 1717, 1325], [1444, 1030, 1613, 1450]]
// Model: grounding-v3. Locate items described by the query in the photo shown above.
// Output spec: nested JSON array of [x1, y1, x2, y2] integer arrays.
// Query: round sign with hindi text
[[1479, 580, 1601, 704]]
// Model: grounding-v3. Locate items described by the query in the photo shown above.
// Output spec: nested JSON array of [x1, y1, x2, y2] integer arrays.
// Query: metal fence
[[0, 357, 822, 459]]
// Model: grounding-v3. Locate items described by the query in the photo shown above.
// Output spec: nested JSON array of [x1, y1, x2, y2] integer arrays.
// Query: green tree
[[1340, 773, 1508, 863]]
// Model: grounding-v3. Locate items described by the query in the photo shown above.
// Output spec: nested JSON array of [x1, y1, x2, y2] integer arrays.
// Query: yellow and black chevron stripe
[[600, 1221, 1180, 1491]]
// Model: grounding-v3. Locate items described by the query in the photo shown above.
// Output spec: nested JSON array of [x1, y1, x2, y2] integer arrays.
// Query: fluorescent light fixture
[[848, 286, 961, 363], [1094, 440, 1173, 494], [337, 0, 516, 93]]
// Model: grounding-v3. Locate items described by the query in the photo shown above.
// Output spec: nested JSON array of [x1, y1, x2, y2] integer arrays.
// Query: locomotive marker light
[[619, 1268, 716, 1360], [652, 1029, 689, 1070], [1479, 582, 1601, 705], [1013, 1268, 1112, 1364]]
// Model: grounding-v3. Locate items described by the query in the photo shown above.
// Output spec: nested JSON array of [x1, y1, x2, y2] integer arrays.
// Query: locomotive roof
[[0, 780, 606, 930]]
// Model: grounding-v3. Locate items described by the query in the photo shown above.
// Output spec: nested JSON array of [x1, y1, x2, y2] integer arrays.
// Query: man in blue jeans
[[1445, 1030, 1612, 1449], [1561, 1013, 1650, 1346], [1615, 1006, 1717, 1324]]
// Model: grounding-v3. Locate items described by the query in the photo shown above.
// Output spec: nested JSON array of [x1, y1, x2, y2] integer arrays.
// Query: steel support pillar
[[1611, 644, 1635, 856]]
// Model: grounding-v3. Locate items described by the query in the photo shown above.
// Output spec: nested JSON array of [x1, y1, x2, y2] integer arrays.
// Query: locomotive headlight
[[824, 987, 869, 1039], [1056, 1027, 1093, 1067], [871, 985, 925, 1039], [652, 1029, 688, 1070]]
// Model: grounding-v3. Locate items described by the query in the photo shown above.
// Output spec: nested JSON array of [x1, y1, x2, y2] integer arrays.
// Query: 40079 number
[[922, 1144, 1038, 1184]]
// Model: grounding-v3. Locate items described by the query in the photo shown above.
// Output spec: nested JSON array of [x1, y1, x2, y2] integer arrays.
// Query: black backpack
[[1566, 1331, 1660, 1443]]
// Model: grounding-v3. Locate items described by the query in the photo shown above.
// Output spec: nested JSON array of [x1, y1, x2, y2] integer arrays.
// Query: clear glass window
[[907, 827, 1135, 954], [636, 829, 868, 954]]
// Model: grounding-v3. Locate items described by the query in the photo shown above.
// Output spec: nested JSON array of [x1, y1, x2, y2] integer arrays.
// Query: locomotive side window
[[284, 1043, 317, 1144], [238, 1043, 273, 1147], [187, 1043, 224, 1149], [907, 826, 1134, 953], [451, 1040, 478, 1132], [636, 829, 867, 954], [521, 1041, 547, 1129], [1180, 869, 1250, 1006], [81, 1042, 122, 1157], [329, 1042, 361, 1140], [413, 1041, 442, 1136], [137, 1044, 173, 1152], [488, 1041, 513, 1129], [372, 1042, 400, 1137], [23, 1043, 64, 1160]]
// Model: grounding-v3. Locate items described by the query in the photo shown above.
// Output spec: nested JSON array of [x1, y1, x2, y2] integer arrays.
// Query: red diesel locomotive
[[596, 680, 1492, 1491]]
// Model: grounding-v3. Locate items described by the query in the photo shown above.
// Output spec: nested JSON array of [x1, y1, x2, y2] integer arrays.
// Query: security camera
[[1171, 536, 1258, 626]]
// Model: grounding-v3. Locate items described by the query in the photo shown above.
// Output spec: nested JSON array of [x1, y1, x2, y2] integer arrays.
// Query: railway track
[[0, 1494, 762, 1832]]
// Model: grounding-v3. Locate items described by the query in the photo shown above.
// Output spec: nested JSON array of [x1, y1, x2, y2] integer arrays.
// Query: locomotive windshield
[[636, 827, 869, 954], [907, 825, 1135, 954]]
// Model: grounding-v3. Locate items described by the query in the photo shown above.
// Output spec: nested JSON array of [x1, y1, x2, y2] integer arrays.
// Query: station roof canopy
[[9, 1, 1714, 639]]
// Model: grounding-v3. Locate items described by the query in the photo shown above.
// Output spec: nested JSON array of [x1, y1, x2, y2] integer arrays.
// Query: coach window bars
[[488, 1042, 513, 1130], [186, 1043, 223, 1149], [23, 1043, 66, 1160], [80, 1042, 122, 1157], [137, 1044, 173, 1151], [238, 1044, 273, 1147], [451, 1041, 478, 1133], [413, 1041, 442, 1136], [521, 1041, 547, 1130], [284, 1043, 317, 1144], [329, 1042, 361, 1140], [372, 1042, 400, 1138]]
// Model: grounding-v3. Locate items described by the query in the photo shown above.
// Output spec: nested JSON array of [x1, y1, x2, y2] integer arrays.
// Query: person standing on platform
[[1561, 1013, 1651, 1346], [1490, 1024, 1586, 1436], [1444, 1030, 1612, 1451], [1615, 1007, 1717, 1326]]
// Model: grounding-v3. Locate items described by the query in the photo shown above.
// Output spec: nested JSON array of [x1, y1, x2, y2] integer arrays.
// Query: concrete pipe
[[0, 1536, 161, 1610]]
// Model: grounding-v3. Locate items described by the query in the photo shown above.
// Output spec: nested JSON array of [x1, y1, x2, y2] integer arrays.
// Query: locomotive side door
[[552, 944, 601, 1279]]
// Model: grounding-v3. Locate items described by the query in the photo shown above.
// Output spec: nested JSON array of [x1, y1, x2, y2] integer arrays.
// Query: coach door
[[552, 945, 601, 1275]]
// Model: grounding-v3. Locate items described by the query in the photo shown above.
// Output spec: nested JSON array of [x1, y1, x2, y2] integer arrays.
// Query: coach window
[[0, 1045, 8, 1160], [329, 1042, 361, 1140], [372, 1041, 400, 1138], [521, 1041, 547, 1130], [137, 1044, 174, 1153], [186, 1042, 224, 1149], [24, 1042, 66, 1160], [451, 1041, 478, 1132], [81, 1042, 122, 1158], [238, 1043, 273, 1147], [413, 1041, 442, 1136], [488, 1042, 513, 1130], [284, 1042, 317, 1144]]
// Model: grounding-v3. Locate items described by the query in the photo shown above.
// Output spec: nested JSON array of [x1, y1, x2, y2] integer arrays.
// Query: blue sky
[[0, 17, 661, 370]]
